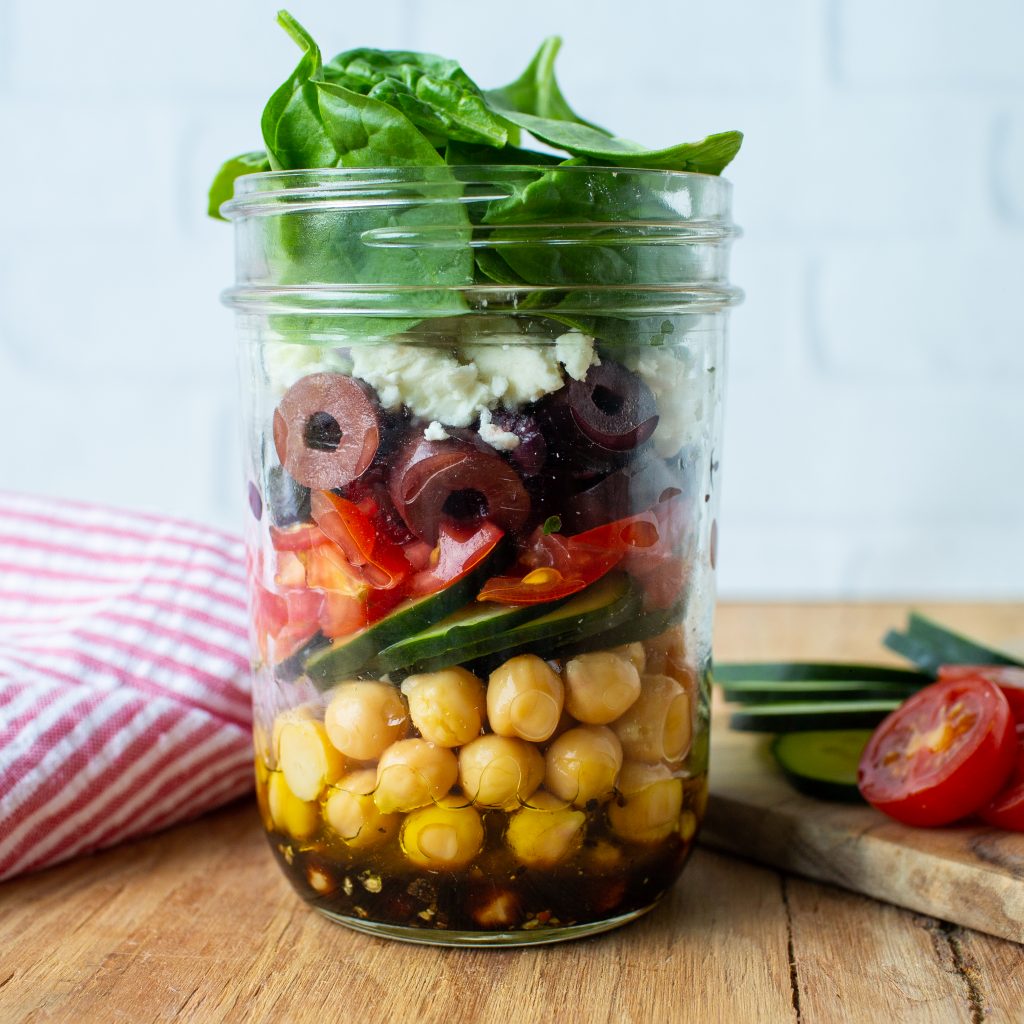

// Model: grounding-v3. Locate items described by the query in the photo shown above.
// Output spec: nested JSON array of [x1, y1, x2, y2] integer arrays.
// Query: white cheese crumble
[[555, 331, 601, 381], [477, 408, 521, 451], [625, 348, 708, 457], [262, 343, 352, 398], [423, 421, 450, 441], [347, 331, 600, 426]]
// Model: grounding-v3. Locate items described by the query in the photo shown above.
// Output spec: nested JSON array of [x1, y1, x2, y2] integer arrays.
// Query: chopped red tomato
[[252, 581, 287, 660], [937, 665, 1024, 723], [269, 522, 330, 552], [979, 727, 1024, 831], [410, 522, 504, 597], [858, 676, 1018, 827], [311, 491, 410, 590]]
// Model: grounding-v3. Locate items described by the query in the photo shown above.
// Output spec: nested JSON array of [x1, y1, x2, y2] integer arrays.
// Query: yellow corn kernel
[[400, 667, 485, 747], [267, 770, 319, 841], [324, 681, 408, 761], [611, 673, 691, 764], [254, 756, 273, 831], [374, 738, 458, 813], [564, 651, 641, 725], [607, 762, 684, 843], [458, 734, 544, 809], [544, 725, 623, 807], [323, 768, 400, 849], [487, 655, 564, 742], [269, 704, 318, 766], [505, 790, 586, 867], [401, 797, 484, 869], [278, 719, 346, 801], [679, 810, 698, 842]]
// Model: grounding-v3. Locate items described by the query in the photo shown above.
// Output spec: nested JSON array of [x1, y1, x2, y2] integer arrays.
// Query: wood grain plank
[[946, 926, 1024, 1024], [0, 804, 798, 1024], [784, 877, 977, 1024]]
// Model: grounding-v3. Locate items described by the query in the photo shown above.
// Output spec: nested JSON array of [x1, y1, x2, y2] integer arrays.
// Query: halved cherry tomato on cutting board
[[978, 726, 1024, 831], [311, 490, 410, 590], [858, 676, 1018, 827], [409, 521, 503, 598], [937, 665, 1024, 723]]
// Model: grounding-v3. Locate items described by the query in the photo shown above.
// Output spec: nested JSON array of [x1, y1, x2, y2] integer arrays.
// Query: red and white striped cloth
[[0, 491, 253, 881]]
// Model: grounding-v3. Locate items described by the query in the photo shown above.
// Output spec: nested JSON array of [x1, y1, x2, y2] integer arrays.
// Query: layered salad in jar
[[213, 12, 741, 942]]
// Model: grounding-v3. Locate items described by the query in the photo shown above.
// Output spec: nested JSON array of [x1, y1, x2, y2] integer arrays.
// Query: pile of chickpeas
[[256, 628, 700, 889]]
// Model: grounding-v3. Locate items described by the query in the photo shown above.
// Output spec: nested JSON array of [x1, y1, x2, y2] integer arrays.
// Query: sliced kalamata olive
[[567, 361, 658, 452], [266, 465, 312, 527], [558, 456, 683, 534], [487, 410, 548, 477], [247, 481, 263, 521], [388, 435, 531, 544], [272, 373, 382, 490]]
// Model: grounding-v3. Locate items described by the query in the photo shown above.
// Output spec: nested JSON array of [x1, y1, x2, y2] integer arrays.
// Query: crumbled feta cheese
[[463, 342, 564, 407], [625, 348, 707, 457], [554, 331, 600, 381], [423, 421, 450, 441], [477, 408, 521, 451], [348, 344, 492, 427], [262, 343, 351, 397]]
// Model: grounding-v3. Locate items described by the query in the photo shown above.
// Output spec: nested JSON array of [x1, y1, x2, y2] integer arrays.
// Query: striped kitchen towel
[[0, 491, 253, 881]]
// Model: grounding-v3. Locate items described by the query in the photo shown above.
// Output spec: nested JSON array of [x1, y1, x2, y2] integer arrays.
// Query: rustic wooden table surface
[[3, 603, 1022, 1024]]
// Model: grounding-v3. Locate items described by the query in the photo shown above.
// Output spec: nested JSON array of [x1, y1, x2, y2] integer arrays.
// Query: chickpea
[[269, 704, 317, 766], [374, 738, 458, 813], [611, 642, 646, 675], [611, 673, 692, 764], [401, 797, 484, 869], [324, 681, 408, 761], [324, 769, 399, 849], [643, 626, 686, 677], [505, 790, 586, 867], [278, 719, 346, 801], [400, 667, 485, 747], [564, 651, 641, 724], [487, 655, 564, 742], [607, 762, 684, 843], [267, 770, 319, 841], [458, 735, 544, 809], [544, 726, 623, 807]]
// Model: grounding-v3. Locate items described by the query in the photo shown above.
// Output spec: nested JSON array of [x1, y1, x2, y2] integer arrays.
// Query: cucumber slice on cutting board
[[720, 678, 922, 705], [771, 730, 871, 803], [884, 613, 1024, 675], [380, 572, 640, 676], [729, 699, 901, 733], [714, 662, 931, 685]]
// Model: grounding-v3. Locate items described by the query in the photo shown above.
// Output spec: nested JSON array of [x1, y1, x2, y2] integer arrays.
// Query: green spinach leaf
[[207, 150, 270, 219], [485, 37, 609, 135]]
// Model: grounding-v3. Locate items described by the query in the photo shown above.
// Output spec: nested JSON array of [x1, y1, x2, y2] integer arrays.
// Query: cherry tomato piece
[[311, 490, 410, 590], [409, 522, 504, 597], [269, 522, 329, 551], [937, 665, 1024, 724], [978, 728, 1024, 831], [858, 676, 1017, 827]]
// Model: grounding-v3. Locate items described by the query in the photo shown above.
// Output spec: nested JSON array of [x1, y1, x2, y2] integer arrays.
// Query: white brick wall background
[[0, 0, 1021, 598]]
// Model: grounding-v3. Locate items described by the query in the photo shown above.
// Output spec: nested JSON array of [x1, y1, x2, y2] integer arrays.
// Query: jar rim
[[220, 164, 733, 222]]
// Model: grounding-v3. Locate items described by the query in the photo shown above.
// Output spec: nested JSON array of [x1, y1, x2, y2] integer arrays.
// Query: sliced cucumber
[[884, 613, 1024, 675], [729, 699, 901, 733], [548, 599, 684, 660], [771, 730, 871, 803], [384, 572, 640, 677], [714, 662, 931, 684], [304, 542, 505, 686], [720, 678, 921, 705], [374, 599, 563, 674]]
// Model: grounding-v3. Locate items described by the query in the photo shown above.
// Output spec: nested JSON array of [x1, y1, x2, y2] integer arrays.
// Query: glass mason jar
[[221, 165, 740, 946]]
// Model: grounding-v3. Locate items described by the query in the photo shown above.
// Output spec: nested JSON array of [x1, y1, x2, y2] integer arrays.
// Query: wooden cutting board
[[702, 722, 1024, 944]]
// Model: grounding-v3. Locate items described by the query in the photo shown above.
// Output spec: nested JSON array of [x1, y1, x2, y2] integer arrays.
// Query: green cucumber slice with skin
[[714, 662, 931, 685], [304, 542, 506, 687], [729, 699, 901, 733], [720, 679, 922, 705], [771, 730, 871, 803], [547, 599, 684, 661], [884, 613, 1024, 675], [374, 598, 565, 673], [384, 572, 640, 677]]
